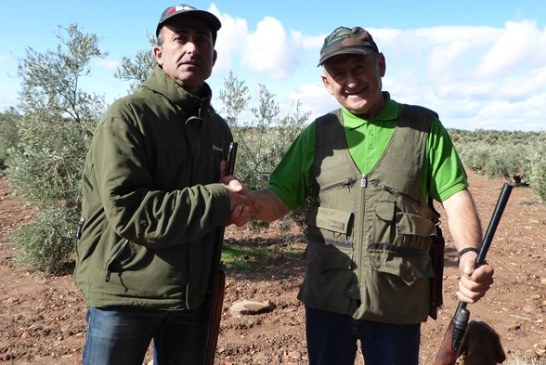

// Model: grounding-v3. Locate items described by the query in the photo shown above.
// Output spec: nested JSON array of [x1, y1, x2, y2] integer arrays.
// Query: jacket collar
[[142, 65, 213, 118]]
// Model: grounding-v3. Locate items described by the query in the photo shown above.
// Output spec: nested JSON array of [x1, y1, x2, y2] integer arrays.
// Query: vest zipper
[[356, 173, 368, 304], [371, 181, 420, 204], [320, 177, 357, 193], [361, 174, 368, 188]]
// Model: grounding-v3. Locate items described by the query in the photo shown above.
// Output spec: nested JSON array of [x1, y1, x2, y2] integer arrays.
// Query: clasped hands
[[220, 160, 255, 227]]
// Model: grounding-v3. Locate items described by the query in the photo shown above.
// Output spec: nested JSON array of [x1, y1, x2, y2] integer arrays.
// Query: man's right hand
[[247, 190, 290, 223], [221, 175, 254, 226]]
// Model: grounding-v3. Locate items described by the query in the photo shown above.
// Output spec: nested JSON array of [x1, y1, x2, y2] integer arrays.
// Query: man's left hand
[[457, 252, 494, 304]]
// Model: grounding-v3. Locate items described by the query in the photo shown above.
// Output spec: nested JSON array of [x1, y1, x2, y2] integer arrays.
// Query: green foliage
[[6, 24, 104, 272], [7, 112, 93, 209], [529, 145, 546, 202], [114, 34, 156, 93], [452, 128, 546, 205], [219, 72, 309, 191], [218, 72, 310, 228], [222, 240, 304, 273], [452, 129, 545, 183], [0, 107, 22, 173], [17, 24, 106, 121], [457, 141, 532, 180], [11, 205, 78, 274]]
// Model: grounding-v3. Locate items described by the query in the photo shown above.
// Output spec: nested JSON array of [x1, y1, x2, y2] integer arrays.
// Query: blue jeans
[[305, 307, 421, 365], [82, 306, 204, 365]]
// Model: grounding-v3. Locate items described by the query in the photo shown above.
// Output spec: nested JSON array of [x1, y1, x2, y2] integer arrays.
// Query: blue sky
[[1, 0, 545, 131]]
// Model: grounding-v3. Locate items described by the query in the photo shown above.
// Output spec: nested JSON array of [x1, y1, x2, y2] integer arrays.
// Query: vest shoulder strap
[[398, 104, 438, 131]]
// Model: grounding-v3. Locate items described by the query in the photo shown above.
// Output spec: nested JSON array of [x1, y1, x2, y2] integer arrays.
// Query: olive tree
[[6, 24, 106, 273]]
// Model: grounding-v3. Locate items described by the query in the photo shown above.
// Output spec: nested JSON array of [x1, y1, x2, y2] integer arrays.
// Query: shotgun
[[433, 180, 512, 365], [202, 141, 238, 365]]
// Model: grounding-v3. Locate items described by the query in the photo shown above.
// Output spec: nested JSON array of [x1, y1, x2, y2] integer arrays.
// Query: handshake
[[220, 160, 289, 227]]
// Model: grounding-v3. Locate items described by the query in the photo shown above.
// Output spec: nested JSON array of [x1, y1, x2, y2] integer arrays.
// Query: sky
[[1, 1, 545, 131]]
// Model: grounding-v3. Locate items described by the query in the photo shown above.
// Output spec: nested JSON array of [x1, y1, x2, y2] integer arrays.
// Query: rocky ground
[[0, 171, 545, 364]]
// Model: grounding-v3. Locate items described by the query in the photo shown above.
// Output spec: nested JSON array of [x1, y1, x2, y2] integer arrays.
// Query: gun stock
[[432, 181, 512, 365], [202, 142, 238, 365]]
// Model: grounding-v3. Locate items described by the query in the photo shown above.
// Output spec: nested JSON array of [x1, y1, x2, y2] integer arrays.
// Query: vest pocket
[[363, 207, 434, 322], [369, 202, 435, 285], [300, 241, 356, 315], [300, 207, 357, 314], [306, 206, 354, 248]]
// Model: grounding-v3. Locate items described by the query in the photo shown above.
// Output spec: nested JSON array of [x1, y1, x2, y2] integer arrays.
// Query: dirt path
[[0, 172, 545, 364]]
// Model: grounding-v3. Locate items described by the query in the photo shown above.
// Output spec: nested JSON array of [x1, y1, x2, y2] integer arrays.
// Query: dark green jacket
[[75, 65, 232, 310], [300, 105, 439, 324]]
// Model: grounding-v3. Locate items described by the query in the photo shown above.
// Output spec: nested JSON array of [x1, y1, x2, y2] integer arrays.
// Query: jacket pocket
[[104, 239, 129, 282]]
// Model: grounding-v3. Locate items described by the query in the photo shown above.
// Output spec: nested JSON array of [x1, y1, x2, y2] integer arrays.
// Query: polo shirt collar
[[342, 92, 397, 129]]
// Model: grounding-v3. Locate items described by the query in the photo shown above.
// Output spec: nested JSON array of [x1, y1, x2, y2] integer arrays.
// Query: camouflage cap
[[318, 26, 379, 66], [156, 4, 221, 38]]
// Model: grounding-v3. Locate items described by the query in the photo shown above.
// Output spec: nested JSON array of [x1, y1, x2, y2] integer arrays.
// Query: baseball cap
[[318, 26, 379, 66], [155, 4, 221, 38]]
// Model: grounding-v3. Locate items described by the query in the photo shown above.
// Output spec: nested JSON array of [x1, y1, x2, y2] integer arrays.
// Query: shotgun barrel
[[203, 142, 238, 365], [432, 181, 512, 365]]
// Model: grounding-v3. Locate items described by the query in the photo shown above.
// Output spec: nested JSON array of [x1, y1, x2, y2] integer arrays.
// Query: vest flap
[[374, 201, 395, 222], [307, 206, 353, 235], [399, 212, 436, 237]]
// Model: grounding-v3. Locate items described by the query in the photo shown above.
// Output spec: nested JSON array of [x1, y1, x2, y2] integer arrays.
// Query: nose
[[345, 73, 359, 89], [184, 40, 198, 54]]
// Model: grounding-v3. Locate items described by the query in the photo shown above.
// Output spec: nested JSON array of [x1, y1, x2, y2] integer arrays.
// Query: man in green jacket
[[250, 26, 495, 365], [75, 4, 251, 365]]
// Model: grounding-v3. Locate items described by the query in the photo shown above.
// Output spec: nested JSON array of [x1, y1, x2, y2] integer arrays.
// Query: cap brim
[[318, 47, 375, 66]]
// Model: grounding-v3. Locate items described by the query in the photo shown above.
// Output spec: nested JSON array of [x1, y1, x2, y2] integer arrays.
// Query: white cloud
[[0, 90, 19, 111], [290, 81, 337, 120], [241, 16, 302, 79], [208, 16, 546, 130], [210, 4, 249, 75], [94, 58, 119, 71], [476, 19, 546, 78], [374, 20, 546, 131]]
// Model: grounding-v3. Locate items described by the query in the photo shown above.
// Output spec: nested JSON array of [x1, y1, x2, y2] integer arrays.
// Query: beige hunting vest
[[299, 105, 440, 324]]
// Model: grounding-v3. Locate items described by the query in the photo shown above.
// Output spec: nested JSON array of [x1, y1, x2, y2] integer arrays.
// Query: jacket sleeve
[[90, 113, 231, 248]]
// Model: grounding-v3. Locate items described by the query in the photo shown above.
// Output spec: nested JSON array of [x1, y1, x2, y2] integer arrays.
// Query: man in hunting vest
[[249, 26, 494, 365]]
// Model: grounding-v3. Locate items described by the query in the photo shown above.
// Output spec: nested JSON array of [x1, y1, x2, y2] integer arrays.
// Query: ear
[[378, 52, 386, 77], [493, 332, 506, 363], [321, 74, 334, 95], [212, 49, 217, 66], [153, 45, 164, 66]]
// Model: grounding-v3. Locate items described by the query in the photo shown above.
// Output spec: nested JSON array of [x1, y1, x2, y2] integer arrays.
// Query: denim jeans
[[82, 306, 204, 365], [305, 306, 421, 365]]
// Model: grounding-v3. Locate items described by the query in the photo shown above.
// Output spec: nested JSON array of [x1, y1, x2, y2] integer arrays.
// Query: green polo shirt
[[269, 95, 468, 210]]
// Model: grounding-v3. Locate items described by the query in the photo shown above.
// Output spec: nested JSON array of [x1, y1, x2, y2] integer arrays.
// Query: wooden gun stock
[[433, 181, 512, 365], [203, 142, 238, 365], [433, 302, 470, 365]]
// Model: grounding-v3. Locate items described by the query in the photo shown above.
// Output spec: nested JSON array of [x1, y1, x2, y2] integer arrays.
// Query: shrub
[[530, 146, 546, 202], [0, 108, 21, 173], [5, 24, 103, 272], [11, 205, 78, 274]]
